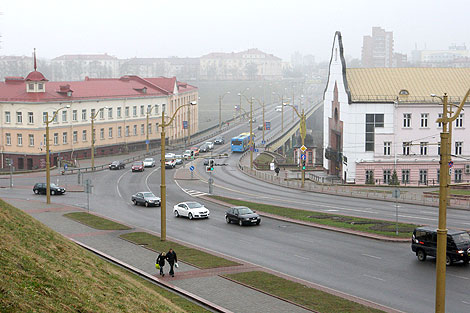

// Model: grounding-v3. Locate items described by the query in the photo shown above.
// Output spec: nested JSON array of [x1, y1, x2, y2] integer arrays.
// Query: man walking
[[166, 248, 178, 277], [156, 252, 166, 277]]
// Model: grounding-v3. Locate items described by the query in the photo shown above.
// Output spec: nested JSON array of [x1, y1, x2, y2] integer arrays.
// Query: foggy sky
[[0, 0, 468, 62]]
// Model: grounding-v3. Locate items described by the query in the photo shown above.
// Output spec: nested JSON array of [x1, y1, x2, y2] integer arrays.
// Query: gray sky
[[1, 0, 468, 62]]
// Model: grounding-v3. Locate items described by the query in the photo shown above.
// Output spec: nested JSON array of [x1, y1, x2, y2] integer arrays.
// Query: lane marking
[[462, 301, 470, 305], [363, 274, 385, 282], [294, 254, 310, 260], [325, 209, 339, 212], [448, 274, 470, 280], [145, 167, 161, 191], [116, 169, 130, 201], [361, 254, 382, 260]]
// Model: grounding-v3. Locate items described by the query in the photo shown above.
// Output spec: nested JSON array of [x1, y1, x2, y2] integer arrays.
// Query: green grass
[[225, 271, 384, 313], [0, 198, 208, 313], [431, 189, 470, 196], [211, 196, 416, 238], [64, 212, 131, 230], [120, 232, 240, 269]]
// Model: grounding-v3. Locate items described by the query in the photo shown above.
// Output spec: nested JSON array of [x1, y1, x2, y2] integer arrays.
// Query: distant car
[[131, 161, 144, 172], [205, 142, 214, 150], [199, 143, 210, 153], [183, 150, 193, 159], [225, 206, 260, 226], [173, 201, 210, 219], [165, 159, 176, 169], [131, 191, 161, 207], [214, 136, 225, 145], [165, 153, 175, 160], [190, 146, 200, 156], [257, 124, 264, 130], [250, 117, 257, 123], [143, 157, 156, 167], [33, 183, 66, 195], [109, 160, 125, 170], [174, 155, 183, 165], [203, 158, 210, 166], [275, 106, 282, 112]]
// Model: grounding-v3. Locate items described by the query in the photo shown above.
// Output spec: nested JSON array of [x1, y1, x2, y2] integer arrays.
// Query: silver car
[[205, 141, 214, 150], [143, 157, 156, 167]]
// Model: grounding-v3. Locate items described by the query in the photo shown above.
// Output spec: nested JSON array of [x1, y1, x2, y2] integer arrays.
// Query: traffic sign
[[145, 139, 150, 144], [249, 146, 254, 151], [265, 121, 271, 130], [183, 121, 188, 129], [300, 154, 306, 160], [448, 161, 454, 168], [254, 149, 259, 152], [270, 162, 275, 171], [300, 145, 307, 153], [64, 164, 68, 171], [189, 165, 195, 172], [261, 140, 266, 144], [392, 188, 400, 198]]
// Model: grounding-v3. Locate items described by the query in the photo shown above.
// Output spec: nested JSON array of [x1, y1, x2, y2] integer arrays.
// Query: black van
[[411, 227, 470, 265]]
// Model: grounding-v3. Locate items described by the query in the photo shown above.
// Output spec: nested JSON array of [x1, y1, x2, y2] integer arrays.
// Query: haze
[[1, 0, 468, 61]]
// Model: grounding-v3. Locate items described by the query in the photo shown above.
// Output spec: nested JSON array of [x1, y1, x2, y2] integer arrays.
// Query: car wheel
[[145, 202, 149, 207], [239, 219, 243, 226], [225, 216, 230, 224], [174, 210, 179, 217], [446, 255, 453, 266], [417, 250, 426, 262], [34, 189, 39, 195], [157, 202, 161, 207], [256, 220, 261, 225], [133, 199, 137, 205], [188, 213, 193, 220], [51, 190, 56, 195]]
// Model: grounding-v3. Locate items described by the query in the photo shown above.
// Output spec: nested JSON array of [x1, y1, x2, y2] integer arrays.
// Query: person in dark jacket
[[156, 252, 166, 276], [166, 248, 178, 277]]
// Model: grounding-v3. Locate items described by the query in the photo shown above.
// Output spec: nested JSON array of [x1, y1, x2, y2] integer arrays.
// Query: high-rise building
[[361, 27, 394, 68]]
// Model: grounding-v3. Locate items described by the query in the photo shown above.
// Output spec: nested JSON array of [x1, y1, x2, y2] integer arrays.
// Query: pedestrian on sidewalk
[[156, 252, 166, 277], [166, 248, 178, 277]]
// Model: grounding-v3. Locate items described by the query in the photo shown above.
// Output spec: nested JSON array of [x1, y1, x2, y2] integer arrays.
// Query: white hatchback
[[173, 202, 210, 219]]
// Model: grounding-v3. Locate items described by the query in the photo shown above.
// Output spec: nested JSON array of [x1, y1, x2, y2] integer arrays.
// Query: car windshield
[[133, 162, 141, 166], [184, 150, 191, 154], [142, 192, 155, 198], [186, 202, 203, 209], [144, 158, 153, 162], [238, 207, 253, 215], [50, 183, 58, 187], [452, 232, 470, 245], [112, 161, 119, 165]]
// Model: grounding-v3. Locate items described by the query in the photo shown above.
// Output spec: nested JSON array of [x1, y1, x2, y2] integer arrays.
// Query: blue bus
[[231, 134, 250, 152]]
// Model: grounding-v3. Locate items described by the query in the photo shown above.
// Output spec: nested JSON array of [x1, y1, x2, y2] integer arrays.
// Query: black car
[[225, 206, 260, 226], [33, 183, 66, 195], [109, 160, 125, 170], [412, 226, 470, 265], [214, 136, 225, 145], [131, 192, 161, 207]]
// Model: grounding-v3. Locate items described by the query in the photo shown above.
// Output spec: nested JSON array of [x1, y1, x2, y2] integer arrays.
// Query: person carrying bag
[[156, 252, 166, 277], [166, 248, 178, 277]]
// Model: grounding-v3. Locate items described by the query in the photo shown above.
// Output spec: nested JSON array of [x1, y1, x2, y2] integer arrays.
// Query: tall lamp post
[[433, 90, 469, 313], [239, 95, 255, 169], [160, 100, 197, 241], [45, 105, 70, 204], [219, 91, 231, 130], [146, 105, 158, 153], [238, 87, 250, 122], [251, 97, 265, 143], [290, 105, 307, 187], [91, 106, 108, 170]]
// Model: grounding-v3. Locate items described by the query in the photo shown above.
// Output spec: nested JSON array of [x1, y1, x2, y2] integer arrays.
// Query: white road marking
[[448, 274, 470, 280], [361, 254, 382, 260], [294, 254, 310, 260], [325, 209, 339, 212], [116, 170, 130, 200], [462, 301, 470, 305], [463, 223, 470, 226], [145, 167, 161, 191], [363, 274, 385, 281]]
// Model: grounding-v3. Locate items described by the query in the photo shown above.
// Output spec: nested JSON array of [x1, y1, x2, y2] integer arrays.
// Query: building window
[[437, 142, 441, 155], [402, 169, 410, 184], [38, 83, 44, 90], [147, 104, 152, 115], [125, 107, 130, 117], [82, 130, 87, 141], [16, 112, 23, 124], [43, 112, 48, 123], [365, 114, 384, 152], [420, 113, 428, 128], [456, 113, 464, 128], [98, 108, 104, 119], [62, 132, 67, 144], [403, 113, 411, 128], [437, 113, 443, 128], [108, 108, 113, 119], [28, 112, 34, 124], [108, 127, 113, 138], [5, 111, 10, 123], [365, 170, 374, 184], [133, 106, 137, 117], [118, 126, 122, 138], [156, 122, 159, 132], [100, 128, 104, 140], [82, 109, 87, 121], [141, 124, 145, 135], [72, 110, 78, 121], [53, 133, 59, 145], [117, 107, 122, 118], [437, 169, 440, 182], [28, 83, 34, 91], [91, 109, 95, 119], [140, 105, 145, 116], [383, 142, 391, 156], [125, 126, 129, 137], [383, 169, 391, 184], [148, 123, 152, 134], [455, 141, 463, 155], [402, 142, 410, 155], [73, 131, 78, 143], [455, 169, 463, 183], [419, 169, 428, 184], [420, 142, 428, 155], [43, 134, 46, 147], [6, 133, 11, 145], [17, 133, 23, 146], [53, 113, 58, 123], [29, 134, 34, 146], [133, 125, 137, 136], [62, 110, 67, 122], [154, 104, 159, 115]]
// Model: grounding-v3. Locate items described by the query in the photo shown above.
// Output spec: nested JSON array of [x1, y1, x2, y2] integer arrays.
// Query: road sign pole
[[9, 161, 13, 188], [208, 172, 213, 194]]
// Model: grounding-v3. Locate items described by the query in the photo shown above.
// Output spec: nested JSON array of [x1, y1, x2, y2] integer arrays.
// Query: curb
[[199, 195, 410, 242]]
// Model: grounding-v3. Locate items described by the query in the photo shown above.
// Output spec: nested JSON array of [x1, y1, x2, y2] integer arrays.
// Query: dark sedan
[[33, 183, 66, 195], [131, 192, 161, 207], [109, 160, 125, 170], [225, 206, 260, 226], [214, 136, 225, 145]]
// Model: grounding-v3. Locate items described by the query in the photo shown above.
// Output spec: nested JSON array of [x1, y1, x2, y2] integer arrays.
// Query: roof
[[346, 68, 470, 103], [201, 48, 281, 61], [25, 70, 48, 82], [52, 53, 118, 61]]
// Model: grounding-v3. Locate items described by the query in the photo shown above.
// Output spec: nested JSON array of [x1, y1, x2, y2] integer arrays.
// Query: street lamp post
[[146, 105, 158, 153], [251, 97, 265, 143], [290, 105, 307, 187], [238, 88, 249, 122], [219, 91, 230, 130], [45, 105, 70, 204], [433, 90, 469, 313], [272, 92, 285, 132], [91, 106, 108, 170], [160, 101, 197, 241]]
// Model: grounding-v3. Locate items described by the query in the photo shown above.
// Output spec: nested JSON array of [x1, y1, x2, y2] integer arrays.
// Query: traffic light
[[206, 159, 215, 172], [301, 159, 306, 170]]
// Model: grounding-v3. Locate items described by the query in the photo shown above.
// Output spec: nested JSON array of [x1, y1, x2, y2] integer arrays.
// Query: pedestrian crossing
[[182, 189, 208, 198]]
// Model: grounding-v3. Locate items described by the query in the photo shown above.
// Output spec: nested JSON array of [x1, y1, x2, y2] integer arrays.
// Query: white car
[[183, 150, 193, 159], [174, 155, 183, 165], [275, 106, 282, 112], [205, 141, 214, 150], [165, 153, 175, 160], [143, 157, 156, 167], [173, 202, 210, 219]]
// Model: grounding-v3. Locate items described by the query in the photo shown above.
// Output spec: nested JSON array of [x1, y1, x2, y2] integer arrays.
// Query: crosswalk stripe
[[183, 189, 208, 197]]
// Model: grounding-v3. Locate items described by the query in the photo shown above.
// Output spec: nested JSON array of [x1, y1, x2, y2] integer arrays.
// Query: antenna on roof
[[33, 48, 37, 71]]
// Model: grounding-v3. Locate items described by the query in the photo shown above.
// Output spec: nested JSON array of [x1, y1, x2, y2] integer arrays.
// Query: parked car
[[190, 146, 200, 156], [412, 226, 470, 265], [173, 201, 210, 219], [131, 161, 144, 172], [183, 150, 193, 159], [174, 155, 183, 165], [143, 157, 156, 167], [131, 191, 161, 207], [199, 143, 210, 153], [165, 159, 176, 169], [214, 136, 225, 145], [225, 206, 260, 226], [257, 124, 264, 130], [205, 141, 214, 150], [33, 183, 66, 195], [109, 160, 125, 170]]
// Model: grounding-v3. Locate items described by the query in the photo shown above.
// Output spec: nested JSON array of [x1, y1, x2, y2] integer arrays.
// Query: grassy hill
[[0, 199, 206, 313]]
